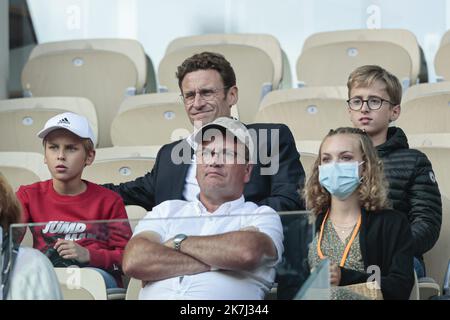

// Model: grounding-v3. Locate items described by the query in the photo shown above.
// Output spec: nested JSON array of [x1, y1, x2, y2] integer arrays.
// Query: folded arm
[[122, 231, 209, 282], [174, 230, 278, 271], [123, 228, 278, 281]]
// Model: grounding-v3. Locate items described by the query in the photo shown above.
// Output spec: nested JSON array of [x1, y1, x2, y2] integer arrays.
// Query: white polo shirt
[[133, 196, 284, 300]]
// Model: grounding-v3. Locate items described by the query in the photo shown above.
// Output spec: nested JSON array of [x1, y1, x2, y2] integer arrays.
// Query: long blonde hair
[[0, 173, 22, 232], [303, 127, 390, 215]]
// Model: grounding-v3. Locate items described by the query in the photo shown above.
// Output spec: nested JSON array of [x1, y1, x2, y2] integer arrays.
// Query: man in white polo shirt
[[122, 117, 284, 300]]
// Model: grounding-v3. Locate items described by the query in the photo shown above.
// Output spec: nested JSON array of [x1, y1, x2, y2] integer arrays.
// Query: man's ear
[[390, 104, 401, 122], [84, 150, 96, 166], [244, 163, 253, 183], [227, 86, 238, 107]]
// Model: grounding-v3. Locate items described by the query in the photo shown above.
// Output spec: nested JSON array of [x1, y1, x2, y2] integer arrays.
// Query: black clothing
[[377, 127, 442, 257], [316, 208, 415, 300]]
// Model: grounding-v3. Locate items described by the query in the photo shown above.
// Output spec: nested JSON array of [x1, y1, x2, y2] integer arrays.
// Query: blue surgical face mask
[[318, 161, 364, 200]]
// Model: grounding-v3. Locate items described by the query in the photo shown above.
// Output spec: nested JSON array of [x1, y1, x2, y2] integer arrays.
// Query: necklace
[[332, 221, 357, 234], [317, 210, 362, 267], [331, 219, 357, 234]]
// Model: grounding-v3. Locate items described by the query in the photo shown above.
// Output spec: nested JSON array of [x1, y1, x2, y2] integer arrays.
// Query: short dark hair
[[176, 52, 236, 91]]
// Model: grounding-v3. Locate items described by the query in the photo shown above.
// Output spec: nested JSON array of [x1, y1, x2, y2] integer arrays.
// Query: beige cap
[[194, 117, 255, 160]]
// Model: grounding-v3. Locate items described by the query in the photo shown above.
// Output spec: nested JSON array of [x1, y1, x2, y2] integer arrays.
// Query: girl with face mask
[[303, 127, 414, 300]]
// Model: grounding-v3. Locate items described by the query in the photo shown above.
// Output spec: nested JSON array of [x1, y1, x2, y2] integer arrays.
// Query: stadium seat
[[255, 87, 348, 142], [435, 30, 450, 82], [296, 29, 421, 88], [398, 82, 450, 148], [418, 277, 441, 300], [25, 39, 149, 93], [416, 147, 450, 293], [296, 140, 321, 156], [54, 267, 125, 300], [144, 55, 158, 94], [437, 29, 450, 48], [0, 97, 98, 153], [298, 152, 318, 181], [444, 259, 450, 296], [21, 39, 146, 147], [409, 272, 420, 300], [0, 151, 50, 190], [82, 146, 159, 184], [164, 33, 284, 90], [54, 267, 107, 300], [158, 33, 283, 123], [21, 228, 34, 248], [125, 277, 141, 300], [408, 271, 441, 300], [126, 205, 147, 231], [1, 151, 49, 247], [280, 49, 293, 89], [111, 93, 192, 146]]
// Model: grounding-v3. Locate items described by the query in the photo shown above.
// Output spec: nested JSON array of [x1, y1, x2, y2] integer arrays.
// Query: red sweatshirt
[[16, 180, 131, 273]]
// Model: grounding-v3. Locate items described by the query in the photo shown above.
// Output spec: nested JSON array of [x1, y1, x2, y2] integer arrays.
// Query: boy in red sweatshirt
[[16, 112, 131, 288]]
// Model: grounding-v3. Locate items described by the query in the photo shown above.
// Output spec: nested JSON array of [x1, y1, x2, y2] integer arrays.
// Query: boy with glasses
[[347, 65, 442, 278]]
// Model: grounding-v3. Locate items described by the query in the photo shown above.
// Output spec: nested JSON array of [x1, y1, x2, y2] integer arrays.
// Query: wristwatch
[[173, 234, 188, 251]]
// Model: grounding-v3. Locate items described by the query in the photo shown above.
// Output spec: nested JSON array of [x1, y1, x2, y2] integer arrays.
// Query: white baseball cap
[[194, 117, 255, 162], [37, 112, 96, 145]]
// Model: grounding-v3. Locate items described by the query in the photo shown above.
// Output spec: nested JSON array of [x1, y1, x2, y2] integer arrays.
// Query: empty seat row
[[21, 39, 148, 147], [435, 31, 450, 82], [18, 35, 284, 148], [2, 80, 450, 154], [159, 33, 284, 123], [11, 28, 438, 149], [4, 29, 450, 152], [0, 147, 158, 191], [296, 29, 423, 89], [397, 82, 450, 147], [0, 97, 98, 153], [258, 81, 450, 149], [0, 95, 191, 152]]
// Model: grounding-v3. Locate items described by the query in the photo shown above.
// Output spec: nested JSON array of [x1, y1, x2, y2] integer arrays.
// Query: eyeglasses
[[181, 87, 229, 105], [347, 96, 396, 111], [196, 148, 245, 164]]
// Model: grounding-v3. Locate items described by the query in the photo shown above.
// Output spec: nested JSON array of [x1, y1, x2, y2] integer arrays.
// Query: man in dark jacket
[[347, 65, 442, 277], [103, 52, 305, 212]]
